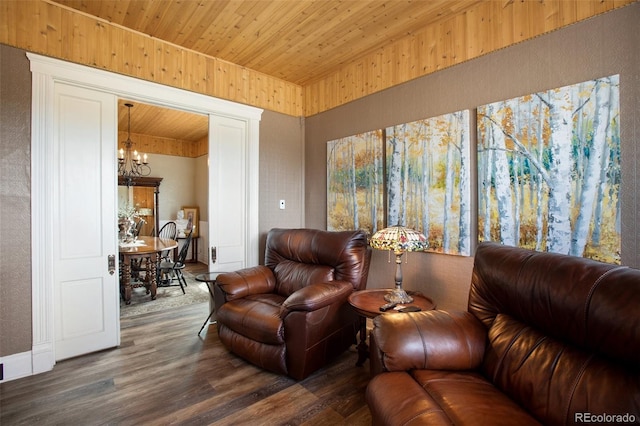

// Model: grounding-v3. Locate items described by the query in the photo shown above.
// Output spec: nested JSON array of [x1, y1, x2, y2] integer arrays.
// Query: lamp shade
[[369, 225, 427, 253]]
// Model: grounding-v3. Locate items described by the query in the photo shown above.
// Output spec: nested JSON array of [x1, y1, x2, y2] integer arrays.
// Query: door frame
[[29, 53, 262, 375]]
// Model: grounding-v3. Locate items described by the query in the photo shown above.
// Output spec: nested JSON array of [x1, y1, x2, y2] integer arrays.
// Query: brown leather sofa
[[214, 228, 371, 380], [366, 242, 640, 425]]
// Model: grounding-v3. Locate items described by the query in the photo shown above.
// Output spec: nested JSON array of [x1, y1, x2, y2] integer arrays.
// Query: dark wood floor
[[0, 301, 373, 425]]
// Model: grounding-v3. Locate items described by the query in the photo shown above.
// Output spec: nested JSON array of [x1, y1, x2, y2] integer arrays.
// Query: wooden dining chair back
[[157, 221, 177, 261], [158, 231, 193, 293], [158, 221, 177, 239], [133, 217, 146, 237]]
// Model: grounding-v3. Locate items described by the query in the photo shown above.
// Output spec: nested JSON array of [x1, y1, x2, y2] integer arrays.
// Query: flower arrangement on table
[[118, 204, 140, 243]]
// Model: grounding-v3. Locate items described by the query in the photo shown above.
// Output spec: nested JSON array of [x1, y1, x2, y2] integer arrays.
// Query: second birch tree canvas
[[478, 75, 621, 264], [386, 111, 471, 256]]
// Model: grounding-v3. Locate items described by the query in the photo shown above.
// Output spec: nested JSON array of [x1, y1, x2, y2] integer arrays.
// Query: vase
[[118, 217, 136, 243]]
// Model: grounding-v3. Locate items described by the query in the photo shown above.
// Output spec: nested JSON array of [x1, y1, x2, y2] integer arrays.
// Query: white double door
[[48, 85, 255, 362], [33, 53, 260, 368]]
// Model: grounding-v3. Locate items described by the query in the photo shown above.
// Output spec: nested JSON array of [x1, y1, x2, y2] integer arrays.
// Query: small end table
[[195, 272, 225, 336], [348, 288, 436, 366]]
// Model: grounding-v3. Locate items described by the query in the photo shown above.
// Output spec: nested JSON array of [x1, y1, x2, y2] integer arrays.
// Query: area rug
[[119, 270, 211, 318]]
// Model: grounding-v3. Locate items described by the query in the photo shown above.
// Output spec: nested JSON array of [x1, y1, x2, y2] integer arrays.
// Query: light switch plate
[[279, 200, 285, 210]]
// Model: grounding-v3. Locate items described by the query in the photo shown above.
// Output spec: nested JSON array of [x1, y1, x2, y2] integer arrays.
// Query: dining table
[[119, 236, 178, 304]]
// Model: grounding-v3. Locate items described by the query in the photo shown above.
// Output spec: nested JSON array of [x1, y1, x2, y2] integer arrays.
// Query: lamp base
[[384, 287, 414, 304]]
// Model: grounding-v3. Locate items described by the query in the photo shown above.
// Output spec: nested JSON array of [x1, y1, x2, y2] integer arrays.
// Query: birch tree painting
[[386, 111, 471, 256], [478, 75, 620, 264], [327, 130, 384, 232]]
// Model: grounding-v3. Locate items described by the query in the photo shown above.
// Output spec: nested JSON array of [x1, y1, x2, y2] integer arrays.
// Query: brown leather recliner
[[214, 228, 372, 380], [367, 242, 640, 425]]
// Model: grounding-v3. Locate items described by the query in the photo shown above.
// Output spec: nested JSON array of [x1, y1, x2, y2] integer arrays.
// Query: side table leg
[[192, 238, 198, 262], [355, 315, 368, 366], [198, 280, 217, 335], [198, 311, 215, 335]]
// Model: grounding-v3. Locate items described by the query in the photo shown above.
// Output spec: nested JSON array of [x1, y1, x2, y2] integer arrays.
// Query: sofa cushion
[[215, 294, 286, 344], [469, 242, 640, 366], [366, 370, 541, 425], [483, 313, 640, 425], [273, 260, 334, 296], [370, 310, 486, 373], [265, 228, 371, 291], [217, 323, 287, 375]]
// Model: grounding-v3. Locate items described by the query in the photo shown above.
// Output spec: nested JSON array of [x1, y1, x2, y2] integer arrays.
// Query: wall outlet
[[279, 200, 285, 210]]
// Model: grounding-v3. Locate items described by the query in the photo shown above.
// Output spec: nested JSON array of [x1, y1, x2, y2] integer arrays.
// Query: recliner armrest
[[370, 310, 486, 375], [215, 266, 276, 301], [280, 280, 353, 317]]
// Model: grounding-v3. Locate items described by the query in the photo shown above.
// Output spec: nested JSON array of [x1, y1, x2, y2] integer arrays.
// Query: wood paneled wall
[[0, 0, 634, 117], [0, 0, 303, 116], [118, 132, 207, 158], [303, 0, 635, 116]]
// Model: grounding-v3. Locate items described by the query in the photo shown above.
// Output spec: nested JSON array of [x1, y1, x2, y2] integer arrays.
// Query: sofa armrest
[[215, 266, 276, 302], [370, 310, 486, 375], [280, 280, 353, 317]]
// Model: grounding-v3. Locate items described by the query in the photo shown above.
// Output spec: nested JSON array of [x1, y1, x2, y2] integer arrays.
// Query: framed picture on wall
[[327, 130, 385, 233], [182, 206, 199, 237], [477, 74, 620, 264], [385, 110, 472, 256]]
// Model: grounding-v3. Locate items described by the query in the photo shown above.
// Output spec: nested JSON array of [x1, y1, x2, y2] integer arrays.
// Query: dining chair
[[157, 221, 177, 261], [133, 217, 146, 237], [157, 221, 177, 239], [158, 231, 193, 293]]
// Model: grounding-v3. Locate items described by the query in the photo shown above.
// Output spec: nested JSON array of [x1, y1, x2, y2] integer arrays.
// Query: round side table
[[348, 289, 436, 366]]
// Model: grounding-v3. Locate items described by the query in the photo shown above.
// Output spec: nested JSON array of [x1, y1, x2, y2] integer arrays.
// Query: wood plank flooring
[[0, 301, 373, 425]]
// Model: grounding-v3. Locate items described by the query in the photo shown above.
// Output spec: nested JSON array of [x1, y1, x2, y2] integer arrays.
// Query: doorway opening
[[116, 99, 211, 316], [29, 53, 262, 375]]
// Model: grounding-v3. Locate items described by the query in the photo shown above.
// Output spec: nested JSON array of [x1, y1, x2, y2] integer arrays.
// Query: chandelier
[[118, 103, 150, 186]]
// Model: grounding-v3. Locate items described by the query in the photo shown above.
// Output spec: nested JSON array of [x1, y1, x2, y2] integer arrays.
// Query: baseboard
[[0, 351, 33, 383]]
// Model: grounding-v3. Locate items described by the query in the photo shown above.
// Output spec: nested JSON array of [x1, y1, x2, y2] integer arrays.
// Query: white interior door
[[208, 115, 248, 273], [52, 83, 119, 361]]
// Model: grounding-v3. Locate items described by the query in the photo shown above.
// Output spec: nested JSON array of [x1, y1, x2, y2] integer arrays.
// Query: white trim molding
[[30, 69, 56, 375], [28, 53, 262, 377], [0, 351, 33, 383]]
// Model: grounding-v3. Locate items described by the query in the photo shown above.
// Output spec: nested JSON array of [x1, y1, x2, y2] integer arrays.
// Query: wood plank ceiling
[[62, 0, 481, 145], [51, 0, 631, 144], [52, 0, 483, 86], [117, 99, 208, 143]]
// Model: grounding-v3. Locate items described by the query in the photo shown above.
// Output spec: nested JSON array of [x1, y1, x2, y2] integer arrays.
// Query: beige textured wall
[[0, 45, 32, 356], [0, 47, 304, 358], [258, 110, 305, 261], [305, 4, 640, 311], [144, 153, 197, 221]]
